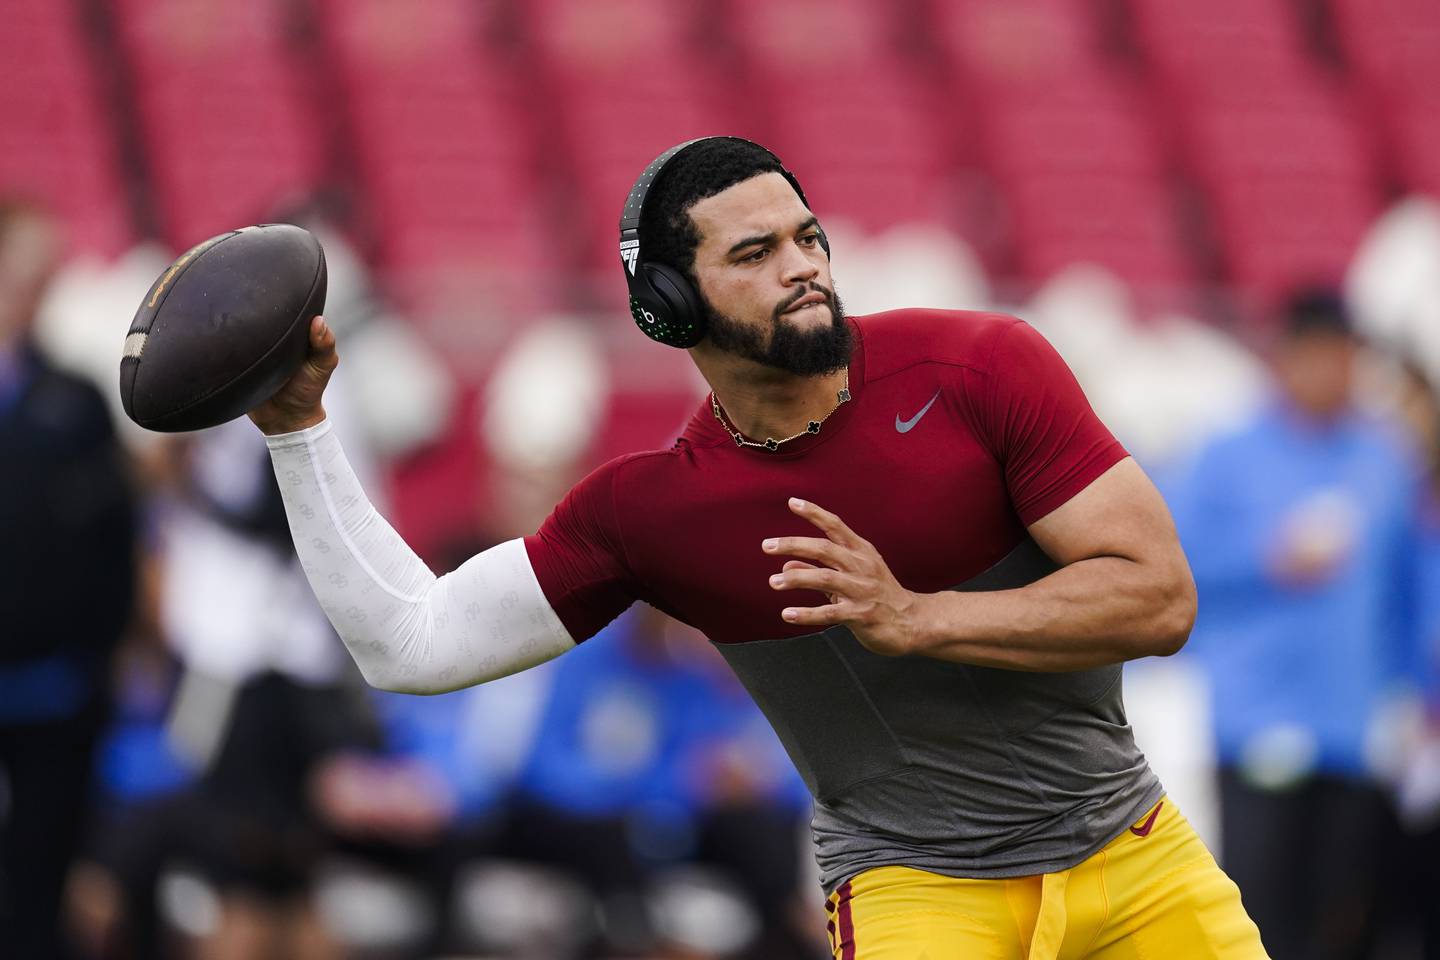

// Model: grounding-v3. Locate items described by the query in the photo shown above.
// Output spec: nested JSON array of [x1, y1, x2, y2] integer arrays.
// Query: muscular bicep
[[524, 459, 643, 643], [1027, 457, 1190, 577]]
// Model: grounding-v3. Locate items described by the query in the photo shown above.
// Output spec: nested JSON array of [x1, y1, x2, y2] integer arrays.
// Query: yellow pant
[[824, 797, 1267, 959]]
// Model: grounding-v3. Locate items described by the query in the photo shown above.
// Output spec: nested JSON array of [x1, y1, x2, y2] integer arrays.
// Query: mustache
[[773, 282, 836, 322]]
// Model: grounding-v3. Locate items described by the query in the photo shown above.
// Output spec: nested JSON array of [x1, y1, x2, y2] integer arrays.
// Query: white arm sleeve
[[264, 418, 575, 694]]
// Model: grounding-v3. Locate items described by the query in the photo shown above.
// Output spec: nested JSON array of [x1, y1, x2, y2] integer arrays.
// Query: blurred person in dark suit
[[0, 199, 138, 958], [1170, 291, 1425, 960]]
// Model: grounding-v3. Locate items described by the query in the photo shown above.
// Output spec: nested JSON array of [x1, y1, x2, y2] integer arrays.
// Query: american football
[[119, 223, 326, 432]]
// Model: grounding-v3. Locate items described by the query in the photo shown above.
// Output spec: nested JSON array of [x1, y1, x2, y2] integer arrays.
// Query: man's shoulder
[[568, 444, 691, 511], [853, 308, 1022, 382]]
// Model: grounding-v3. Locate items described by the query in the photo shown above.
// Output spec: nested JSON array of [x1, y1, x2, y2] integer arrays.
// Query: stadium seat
[[1127, 0, 1312, 88], [1175, 79, 1380, 301], [1006, 175, 1194, 291], [722, 2, 954, 237], [1120, 0, 1386, 304], [1213, 178, 1380, 302], [315, 0, 550, 314], [727, 0, 908, 68], [926, 0, 1107, 91], [1388, 101, 1440, 198], [520, 0, 744, 283], [1329, 0, 1440, 197], [0, 0, 132, 255], [1330, 0, 1440, 102], [110, 0, 327, 248]]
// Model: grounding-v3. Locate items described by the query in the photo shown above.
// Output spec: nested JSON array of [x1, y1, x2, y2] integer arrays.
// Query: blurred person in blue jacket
[[509, 603, 821, 959], [1169, 291, 1424, 960], [1391, 358, 1440, 959], [0, 200, 138, 960]]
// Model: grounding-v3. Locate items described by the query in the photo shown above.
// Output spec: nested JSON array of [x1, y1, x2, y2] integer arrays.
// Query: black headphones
[[619, 136, 830, 349]]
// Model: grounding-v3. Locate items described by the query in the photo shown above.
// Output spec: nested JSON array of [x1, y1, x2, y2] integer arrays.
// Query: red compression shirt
[[524, 309, 1127, 644]]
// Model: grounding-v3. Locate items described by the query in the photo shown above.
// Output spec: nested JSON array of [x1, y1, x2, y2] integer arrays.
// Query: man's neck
[[692, 347, 848, 443]]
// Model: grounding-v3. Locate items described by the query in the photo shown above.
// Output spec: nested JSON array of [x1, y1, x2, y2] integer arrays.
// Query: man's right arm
[[252, 316, 575, 693], [265, 418, 574, 693]]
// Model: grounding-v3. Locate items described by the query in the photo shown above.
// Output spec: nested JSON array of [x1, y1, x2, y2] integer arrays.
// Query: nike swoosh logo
[[1129, 802, 1163, 838], [895, 389, 942, 433]]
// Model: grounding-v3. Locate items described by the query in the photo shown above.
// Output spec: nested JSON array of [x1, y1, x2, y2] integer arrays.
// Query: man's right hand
[[249, 314, 338, 435]]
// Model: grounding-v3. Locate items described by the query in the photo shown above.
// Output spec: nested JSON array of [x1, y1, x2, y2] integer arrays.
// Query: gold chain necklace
[[710, 369, 852, 452]]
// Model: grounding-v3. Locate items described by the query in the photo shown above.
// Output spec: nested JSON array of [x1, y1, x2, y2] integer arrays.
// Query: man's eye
[[741, 249, 768, 263], [799, 233, 819, 246]]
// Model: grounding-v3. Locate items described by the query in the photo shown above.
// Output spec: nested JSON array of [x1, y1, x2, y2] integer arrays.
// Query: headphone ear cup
[[817, 225, 831, 259], [637, 262, 706, 348]]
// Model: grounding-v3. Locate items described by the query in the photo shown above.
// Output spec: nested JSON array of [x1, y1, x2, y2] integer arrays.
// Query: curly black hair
[[638, 138, 800, 279]]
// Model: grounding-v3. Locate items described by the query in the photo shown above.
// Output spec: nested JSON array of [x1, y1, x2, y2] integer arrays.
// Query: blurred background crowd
[[3, 0, 1440, 958]]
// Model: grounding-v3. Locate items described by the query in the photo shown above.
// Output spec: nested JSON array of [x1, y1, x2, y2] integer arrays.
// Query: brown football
[[119, 223, 327, 432]]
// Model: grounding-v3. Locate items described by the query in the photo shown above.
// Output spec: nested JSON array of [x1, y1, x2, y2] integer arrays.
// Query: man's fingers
[[780, 602, 848, 626], [762, 535, 848, 568], [787, 497, 864, 547], [306, 316, 339, 374], [313, 315, 338, 352], [769, 567, 858, 597], [781, 560, 817, 573]]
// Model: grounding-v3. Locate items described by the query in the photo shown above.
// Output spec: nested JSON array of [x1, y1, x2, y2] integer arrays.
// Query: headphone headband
[[619, 138, 706, 238]]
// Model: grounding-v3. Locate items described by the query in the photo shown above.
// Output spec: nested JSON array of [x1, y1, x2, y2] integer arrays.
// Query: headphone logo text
[[619, 239, 640, 276]]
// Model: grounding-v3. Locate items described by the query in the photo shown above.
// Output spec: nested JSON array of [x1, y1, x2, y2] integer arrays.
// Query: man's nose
[[780, 240, 820, 284]]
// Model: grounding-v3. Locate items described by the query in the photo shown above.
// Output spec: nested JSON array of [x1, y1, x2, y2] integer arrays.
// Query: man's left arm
[[767, 457, 1196, 671]]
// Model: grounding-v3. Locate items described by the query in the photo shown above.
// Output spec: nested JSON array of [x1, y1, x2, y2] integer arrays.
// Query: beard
[[703, 281, 853, 376]]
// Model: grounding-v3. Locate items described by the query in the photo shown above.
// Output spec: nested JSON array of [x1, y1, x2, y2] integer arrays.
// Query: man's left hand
[[764, 498, 923, 656]]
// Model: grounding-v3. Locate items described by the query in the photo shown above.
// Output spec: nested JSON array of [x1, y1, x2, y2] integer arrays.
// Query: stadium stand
[[925, 0, 1194, 297], [1127, 0, 1384, 306], [520, 0, 745, 290], [11, 4, 1440, 956], [312, 0, 550, 321], [110, 0, 327, 250], [728, 0, 955, 234], [5, 0, 1433, 320], [0, 0, 132, 257], [1330, 0, 1440, 197]]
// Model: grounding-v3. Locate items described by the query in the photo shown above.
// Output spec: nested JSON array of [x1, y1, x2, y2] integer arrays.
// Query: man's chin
[[777, 302, 833, 327]]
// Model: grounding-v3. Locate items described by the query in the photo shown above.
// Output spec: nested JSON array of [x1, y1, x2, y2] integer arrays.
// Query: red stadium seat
[[1006, 175, 1195, 291], [111, 0, 326, 247], [0, 0, 132, 255], [1184, 96, 1374, 186], [1330, 0, 1440, 102], [980, 85, 1162, 182], [1119, 0, 1386, 304], [1328, 0, 1440, 197], [926, 0, 1105, 90], [1128, 0, 1310, 82], [757, 65, 953, 225], [1194, 135, 1379, 300], [727, 0, 907, 69], [523, 1, 743, 278], [316, 0, 550, 310], [958, 48, 1187, 295], [524, 0, 705, 75], [722, 1, 954, 236], [1212, 178, 1378, 300], [1387, 100, 1440, 197]]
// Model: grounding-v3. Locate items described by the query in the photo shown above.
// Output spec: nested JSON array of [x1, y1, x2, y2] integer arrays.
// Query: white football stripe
[[123, 332, 147, 359]]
